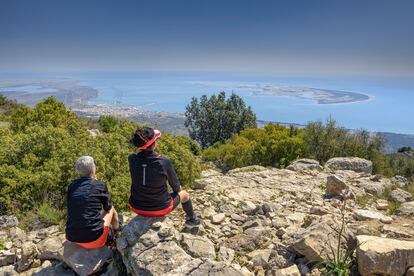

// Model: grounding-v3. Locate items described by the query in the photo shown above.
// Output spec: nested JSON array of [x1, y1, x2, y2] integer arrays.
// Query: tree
[[98, 115, 118, 132], [185, 92, 257, 148]]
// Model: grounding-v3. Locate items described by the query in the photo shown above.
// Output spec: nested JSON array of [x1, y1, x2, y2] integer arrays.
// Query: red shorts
[[73, 226, 109, 249], [129, 193, 180, 217]]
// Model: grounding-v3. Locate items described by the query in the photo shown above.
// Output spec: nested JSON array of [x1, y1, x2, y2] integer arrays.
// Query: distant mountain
[[377, 132, 414, 153]]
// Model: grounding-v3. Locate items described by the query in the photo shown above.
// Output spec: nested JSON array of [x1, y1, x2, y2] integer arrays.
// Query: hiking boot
[[184, 217, 202, 228]]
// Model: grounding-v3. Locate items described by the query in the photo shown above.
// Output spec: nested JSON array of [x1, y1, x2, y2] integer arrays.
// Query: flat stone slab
[[60, 241, 113, 276]]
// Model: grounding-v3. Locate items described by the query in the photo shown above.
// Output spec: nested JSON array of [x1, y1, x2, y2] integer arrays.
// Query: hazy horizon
[[1, 0, 414, 77]]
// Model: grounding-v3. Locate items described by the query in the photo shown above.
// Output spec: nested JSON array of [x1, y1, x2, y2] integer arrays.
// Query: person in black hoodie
[[128, 127, 201, 227], [66, 156, 119, 248]]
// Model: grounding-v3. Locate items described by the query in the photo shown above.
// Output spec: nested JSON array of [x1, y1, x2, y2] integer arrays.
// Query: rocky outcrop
[[117, 215, 245, 276], [390, 188, 413, 203], [286, 159, 323, 172], [395, 201, 414, 217], [325, 157, 373, 173], [1, 157, 413, 275], [0, 216, 19, 229], [356, 235, 414, 276]]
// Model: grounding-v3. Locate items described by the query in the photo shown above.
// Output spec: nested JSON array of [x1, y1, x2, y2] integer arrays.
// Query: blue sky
[[0, 0, 413, 76]]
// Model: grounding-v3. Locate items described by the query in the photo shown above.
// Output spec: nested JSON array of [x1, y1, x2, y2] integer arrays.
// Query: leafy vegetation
[[203, 124, 306, 171], [0, 97, 201, 217], [36, 201, 66, 226], [185, 92, 257, 148]]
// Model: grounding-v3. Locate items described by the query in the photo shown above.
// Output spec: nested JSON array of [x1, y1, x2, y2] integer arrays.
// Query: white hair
[[75, 156, 96, 177]]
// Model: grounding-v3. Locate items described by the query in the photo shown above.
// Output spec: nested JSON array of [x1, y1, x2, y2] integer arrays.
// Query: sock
[[181, 199, 196, 220]]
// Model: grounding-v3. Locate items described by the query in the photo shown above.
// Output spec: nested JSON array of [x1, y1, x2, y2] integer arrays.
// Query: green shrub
[[36, 201, 65, 226], [0, 240, 4, 250], [203, 124, 307, 171], [0, 97, 201, 215], [98, 115, 119, 132]]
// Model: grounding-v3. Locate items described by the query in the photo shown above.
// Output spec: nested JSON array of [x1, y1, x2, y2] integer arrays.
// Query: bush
[[185, 92, 256, 148], [203, 124, 307, 171], [36, 201, 65, 226], [98, 115, 119, 132], [0, 97, 201, 216]]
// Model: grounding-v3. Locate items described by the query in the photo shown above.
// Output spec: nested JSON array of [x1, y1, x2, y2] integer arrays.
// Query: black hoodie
[[128, 150, 181, 211]]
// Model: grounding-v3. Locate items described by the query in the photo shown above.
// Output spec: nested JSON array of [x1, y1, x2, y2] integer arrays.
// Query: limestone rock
[[390, 175, 410, 187], [211, 213, 226, 224], [32, 262, 76, 276], [240, 201, 258, 215], [325, 157, 372, 174], [0, 265, 18, 275], [60, 242, 113, 276], [37, 236, 64, 260], [217, 246, 235, 264], [395, 201, 414, 217], [247, 248, 271, 268], [290, 218, 354, 262], [0, 216, 19, 229], [194, 178, 216, 190], [325, 175, 354, 199], [200, 169, 222, 178], [375, 199, 389, 210], [0, 250, 16, 266], [389, 188, 413, 203], [186, 260, 244, 276], [227, 165, 268, 174], [354, 209, 392, 223], [18, 241, 39, 272], [286, 159, 323, 172], [381, 224, 413, 239], [181, 233, 216, 259], [273, 264, 301, 276], [356, 235, 414, 276]]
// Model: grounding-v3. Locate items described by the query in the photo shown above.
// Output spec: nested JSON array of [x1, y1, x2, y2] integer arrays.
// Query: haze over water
[[72, 72, 414, 134]]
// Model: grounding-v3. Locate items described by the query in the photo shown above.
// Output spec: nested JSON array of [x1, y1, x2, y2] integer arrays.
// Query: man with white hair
[[65, 156, 119, 249]]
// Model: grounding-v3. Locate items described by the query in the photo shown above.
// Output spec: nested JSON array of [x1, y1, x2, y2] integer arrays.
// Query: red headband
[[138, 129, 161, 150]]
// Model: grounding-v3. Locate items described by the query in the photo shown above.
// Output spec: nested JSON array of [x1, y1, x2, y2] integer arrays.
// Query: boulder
[[353, 209, 392, 223], [180, 233, 216, 259], [17, 241, 40, 272], [0, 250, 16, 266], [290, 218, 354, 262], [325, 175, 354, 199], [247, 248, 272, 268], [325, 157, 372, 174], [37, 236, 64, 260], [0, 216, 19, 229], [389, 188, 413, 203], [390, 175, 410, 187], [273, 264, 301, 276], [286, 159, 323, 172], [210, 213, 226, 224], [395, 201, 414, 217], [356, 235, 414, 276], [32, 262, 76, 276], [60, 242, 113, 276], [217, 246, 235, 264], [0, 265, 18, 275], [375, 199, 389, 210]]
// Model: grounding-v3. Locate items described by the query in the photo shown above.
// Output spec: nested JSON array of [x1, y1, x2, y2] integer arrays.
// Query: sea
[[1, 71, 414, 134]]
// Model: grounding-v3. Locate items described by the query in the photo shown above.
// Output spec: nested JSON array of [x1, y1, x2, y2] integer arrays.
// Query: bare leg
[[179, 191, 190, 203], [102, 207, 120, 229], [111, 208, 120, 229]]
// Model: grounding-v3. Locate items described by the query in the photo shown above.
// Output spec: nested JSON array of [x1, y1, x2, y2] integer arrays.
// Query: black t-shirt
[[128, 151, 181, 211], [65, 178, 112, 243]]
